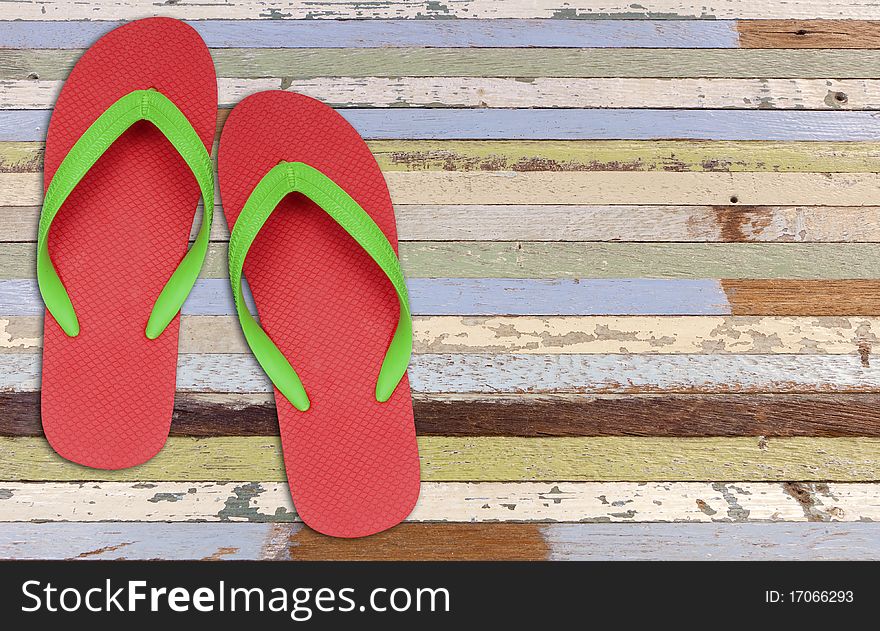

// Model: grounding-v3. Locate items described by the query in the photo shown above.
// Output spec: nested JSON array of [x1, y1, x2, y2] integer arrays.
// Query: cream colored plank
[[5, 316, 878, 355], [0, 481, 850, 523], [7, 171, 880, 206], [4, 204, 880, 243], [5, 77, 880, 110]]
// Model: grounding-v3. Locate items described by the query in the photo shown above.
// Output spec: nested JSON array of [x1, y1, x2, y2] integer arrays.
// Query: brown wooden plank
[[737, 20, 880, 49], [283, 523, 549, 561], [723, 280, 880, 316], [5, 392, 880, 438]]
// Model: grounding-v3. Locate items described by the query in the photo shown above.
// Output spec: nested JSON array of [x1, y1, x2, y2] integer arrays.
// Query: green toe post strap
[[228, 161, 412, 412], [37, 89, 214, 338]]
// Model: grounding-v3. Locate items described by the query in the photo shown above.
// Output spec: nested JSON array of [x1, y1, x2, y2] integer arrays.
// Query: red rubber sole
[[40, 18, 217, 469], [219, 92, 420, 538]]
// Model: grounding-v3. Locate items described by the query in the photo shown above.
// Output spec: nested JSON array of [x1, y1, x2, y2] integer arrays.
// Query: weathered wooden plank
[[5, 353, 879, 394], [0, 278, 737, 316], [4, 241, 879, 280], [8, 49, 880, 80], [7, 391, 880, 438], [7, 77, 880, 110], [5, 2, 880, 21], [5, 481, 876, 523], [2, 436, 880, 481], [8, 278, 880, 317], [7, 109, 880, 142], [721, 280, 880, 316], [10, 140, 880, 177], [372, 141, 880, 174], [7, 204, 880, 243], [3, 522, 878, 561], [7, 315, 878, 356], [0, 19, 740, 49], [10, 171, 880, 206], [738, 19, 880, 48]]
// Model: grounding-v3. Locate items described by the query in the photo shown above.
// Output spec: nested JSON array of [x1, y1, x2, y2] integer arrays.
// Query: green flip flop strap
[[37, 89, 214, 339], [228, 161, 412, 412]]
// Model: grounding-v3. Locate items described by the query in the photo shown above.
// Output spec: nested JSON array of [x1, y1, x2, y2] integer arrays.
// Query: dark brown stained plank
[[737, 20, 880, 49], [284, 523, 549, 561], [723, 280, 880, 316], [5, 392, 880, 438]]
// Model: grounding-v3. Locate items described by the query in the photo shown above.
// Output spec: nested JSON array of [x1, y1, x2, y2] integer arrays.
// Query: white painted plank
[[4, 481, 875, 523], [4, 77, 879, 110]]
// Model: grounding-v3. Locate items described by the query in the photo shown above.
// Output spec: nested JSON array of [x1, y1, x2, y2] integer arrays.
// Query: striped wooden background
[[3, 0, 880, 561]]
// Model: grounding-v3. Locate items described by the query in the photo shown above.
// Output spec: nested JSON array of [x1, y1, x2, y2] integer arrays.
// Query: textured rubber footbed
[[219, 92, 420, 538], [40, 18, 217, 469]]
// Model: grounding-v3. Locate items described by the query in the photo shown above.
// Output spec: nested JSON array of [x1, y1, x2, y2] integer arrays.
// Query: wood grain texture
[[722, 280, 880, 316], [2, 436, 880, 482], [7, 77, 880, 110], [4, 241, 880, 280], [2, 481, 878, 523], [738, 20, 880, 48], [5, 353, 880, 394], [2, 522, 878, 561], [4, 1, 880, 21], [11, 140, 880, 175], [6, 391, 880, 438], [8, 49, 880, 80], [9, 109, 880, 142], [10, 171, 880, 206], [7, 315, 879, 355]]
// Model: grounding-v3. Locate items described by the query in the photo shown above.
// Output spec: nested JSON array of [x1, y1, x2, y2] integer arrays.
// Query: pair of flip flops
[[38, 18, 420, 538]]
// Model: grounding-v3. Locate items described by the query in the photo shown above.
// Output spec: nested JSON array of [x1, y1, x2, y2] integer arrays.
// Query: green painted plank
[[6, 49, 880, 80], [8, 140, 880, 174], [1, 436, 878, 481], [1, 242, 879, 280]]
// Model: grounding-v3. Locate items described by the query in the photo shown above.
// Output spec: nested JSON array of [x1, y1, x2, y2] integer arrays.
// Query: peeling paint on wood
[[3, 481, 879, 523], [6, 315, 880, 355], [4, 352, 880, 394], [5, 2, 880, 21]]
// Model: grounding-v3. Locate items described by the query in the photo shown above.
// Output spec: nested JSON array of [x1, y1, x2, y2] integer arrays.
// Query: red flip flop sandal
[[38, 18, 217, 468], [218, 91, 420, 538]]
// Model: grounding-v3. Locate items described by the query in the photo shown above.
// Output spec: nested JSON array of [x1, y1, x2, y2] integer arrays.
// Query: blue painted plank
[[0, 522, 286, 560], [0, 20, 739, 49], [2, 523, 878, 561], [4, 109, 879, 141], [0, 278, 731, 317], [1, 353, 874, 393]]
